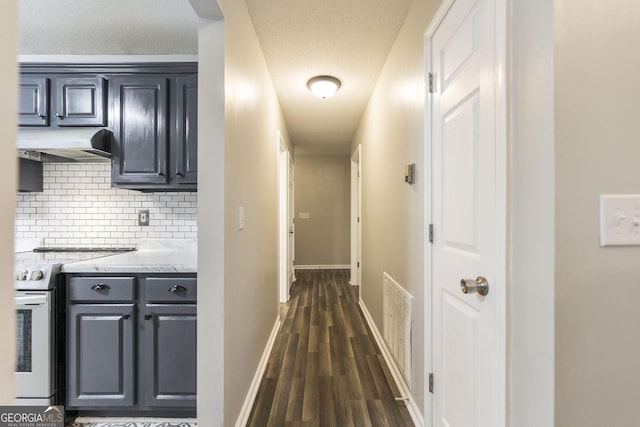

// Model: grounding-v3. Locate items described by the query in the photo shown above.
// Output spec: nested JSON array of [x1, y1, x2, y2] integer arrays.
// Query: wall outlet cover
[[138, 209, 150, 226]]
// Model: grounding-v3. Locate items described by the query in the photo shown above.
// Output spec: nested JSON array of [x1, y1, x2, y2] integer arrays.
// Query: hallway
[[246, 269, 414, 426]]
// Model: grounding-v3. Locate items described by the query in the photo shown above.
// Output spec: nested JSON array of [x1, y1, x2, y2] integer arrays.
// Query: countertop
[[61, 239, 197, 274]]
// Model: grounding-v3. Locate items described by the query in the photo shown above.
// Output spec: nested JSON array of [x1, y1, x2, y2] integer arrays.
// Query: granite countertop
[[61, 239, 197, 274]]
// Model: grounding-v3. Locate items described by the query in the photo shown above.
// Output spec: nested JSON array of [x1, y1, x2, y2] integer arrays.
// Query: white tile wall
[[16, 163, 197, 247]]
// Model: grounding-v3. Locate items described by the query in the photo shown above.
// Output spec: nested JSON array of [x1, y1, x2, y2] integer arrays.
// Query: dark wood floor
[[246, 269, 414, 427]]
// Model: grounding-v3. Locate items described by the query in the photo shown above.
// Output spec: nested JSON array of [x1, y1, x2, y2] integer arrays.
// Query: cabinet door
[[142, 304, 197, 408], [18, 76, 49, 126], [67, 304, 136, 408], [111, 76, 169, 185], [54, 77, 106, 126], [174, 75, 198, 186]]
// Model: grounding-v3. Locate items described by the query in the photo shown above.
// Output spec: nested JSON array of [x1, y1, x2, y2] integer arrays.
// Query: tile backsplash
[[15, 163, 197, 247]]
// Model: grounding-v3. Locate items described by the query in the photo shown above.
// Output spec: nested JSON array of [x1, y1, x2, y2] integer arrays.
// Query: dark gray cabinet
[[65, 274, 196, 416], [143, 305, 197, 407], [18, 74, 107, 127], [174, 75, 198, 186], [54, 76, 107, 126], [110, 73, 197, 191], [18, 63, 198, 192], [18, 76, 48, 126], [110, 76, 169, 186], [67, 304, 136, 408], [143, 277, 197, 408]]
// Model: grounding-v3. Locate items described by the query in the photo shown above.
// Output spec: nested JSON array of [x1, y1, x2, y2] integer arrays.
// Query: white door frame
[[350, 144, 362, 294], [278, 130, 292, 303], [424, 0, 507, 423]]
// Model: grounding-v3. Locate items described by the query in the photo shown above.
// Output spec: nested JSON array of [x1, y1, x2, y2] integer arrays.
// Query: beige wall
[[0, 0, 17, 406], [294, 156, 351, 266], [554, 1, 640, 425], [352, 0, 441, 414], [196, 14, 225, 426], [214, 1, 292, 425]]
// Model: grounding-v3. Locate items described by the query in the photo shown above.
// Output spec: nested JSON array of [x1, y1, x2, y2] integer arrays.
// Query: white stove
[[14, 248, 131, 291], [13, 246, 135, 405]]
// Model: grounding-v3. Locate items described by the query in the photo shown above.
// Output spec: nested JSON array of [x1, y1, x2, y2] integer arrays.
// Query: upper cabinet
[[174, 75, 198, 186], [54, 76, 107, 126], [19, 63, 198, 192], [18, 76, 48, 126], [110, 69, 198, 192], [110, 76, 170, 187], [19, 73, 107, 127]]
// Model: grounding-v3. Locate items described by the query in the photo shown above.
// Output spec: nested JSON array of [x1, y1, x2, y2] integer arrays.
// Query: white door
[[350, 145, 361, 291], [288, 154, 295, 286], [429, 0, 506, 425], [278, 132, 293, 302]]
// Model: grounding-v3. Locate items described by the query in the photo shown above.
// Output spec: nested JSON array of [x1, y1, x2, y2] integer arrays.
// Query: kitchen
[[14, 0, 201, 424]]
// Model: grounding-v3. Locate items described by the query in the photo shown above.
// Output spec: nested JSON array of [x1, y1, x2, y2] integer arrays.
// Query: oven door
[[14, 291, 54, 404]]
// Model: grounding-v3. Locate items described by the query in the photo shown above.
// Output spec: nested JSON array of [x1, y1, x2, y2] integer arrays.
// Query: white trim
[[294, 264, 351, 270], [359, 300, 424, 427], [494, 0, 509, 424], [234, 318, 281, 427], [18, 54, 198, 63], [425, 0, 455, 37]]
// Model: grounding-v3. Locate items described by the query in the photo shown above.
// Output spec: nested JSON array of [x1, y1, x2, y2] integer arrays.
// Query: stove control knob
[[16, 270, 28, 281], [30, 270, 44, 281]]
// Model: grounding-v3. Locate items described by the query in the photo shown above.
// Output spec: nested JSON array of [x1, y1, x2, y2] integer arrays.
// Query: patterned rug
[[69, 418, 197, 427]]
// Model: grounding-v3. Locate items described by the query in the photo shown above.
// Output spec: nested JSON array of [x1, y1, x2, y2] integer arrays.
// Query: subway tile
[[16, 163, 197, 246]]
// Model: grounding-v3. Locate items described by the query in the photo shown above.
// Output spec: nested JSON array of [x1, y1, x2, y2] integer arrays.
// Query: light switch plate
[[599, 195, 640, 246], [238, 206, 245, 230]]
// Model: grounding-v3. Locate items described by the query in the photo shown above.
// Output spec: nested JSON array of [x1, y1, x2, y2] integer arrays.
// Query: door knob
[[460, 276, 489, 296]]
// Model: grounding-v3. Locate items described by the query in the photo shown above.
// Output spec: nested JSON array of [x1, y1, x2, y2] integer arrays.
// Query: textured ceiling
[[19, 0, 414, 156], [245, 0, 414, 155], [19, 0, 198, 55]]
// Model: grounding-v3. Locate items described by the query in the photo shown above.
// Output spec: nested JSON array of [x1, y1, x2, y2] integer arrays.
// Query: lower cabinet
[[66, 274, 196, 416]]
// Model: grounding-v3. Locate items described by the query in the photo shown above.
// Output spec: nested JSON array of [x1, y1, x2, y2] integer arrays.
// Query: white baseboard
[[295, 264, 350, 270], [234, 317, 281, 427], [359, 300, 424, 427]]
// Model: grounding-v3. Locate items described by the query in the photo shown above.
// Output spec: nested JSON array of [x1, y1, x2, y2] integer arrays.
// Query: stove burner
[[33, 247, 136, 253]]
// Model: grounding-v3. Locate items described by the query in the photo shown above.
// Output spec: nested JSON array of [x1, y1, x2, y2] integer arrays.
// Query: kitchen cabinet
[[53, 76, 107, 126], [66, 276, 136, 408], [110, 73, 198, 191], [142, 277, 197, 408], [18, 76, 48, 126], [110, 76, 170, 186], [65, 274, 196, 416], [174, 75, 198, 186], [67, 303, 136, 407], [18, 74, 107, 127], [18, 63, 198, 191]]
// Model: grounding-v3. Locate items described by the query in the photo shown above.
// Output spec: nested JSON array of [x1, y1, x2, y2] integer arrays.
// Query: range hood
[[17, 127, 112, 162]]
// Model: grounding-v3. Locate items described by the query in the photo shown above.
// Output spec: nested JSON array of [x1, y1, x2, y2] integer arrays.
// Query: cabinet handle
[[39, 115, 47, 119], [122, 314, 130, 320], [145, 314, 153, 320], [55, 113, 63, 119], [169, 284, 187, 293], [91, 283, 110, 291]]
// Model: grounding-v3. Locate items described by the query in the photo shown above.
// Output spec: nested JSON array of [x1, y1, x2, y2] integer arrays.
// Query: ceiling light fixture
[[307, 75, 341, 99]]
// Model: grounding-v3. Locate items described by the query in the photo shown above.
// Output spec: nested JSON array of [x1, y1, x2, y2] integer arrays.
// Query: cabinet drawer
[[69, 277, 135, 302], [146, 278, 197, 303]]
